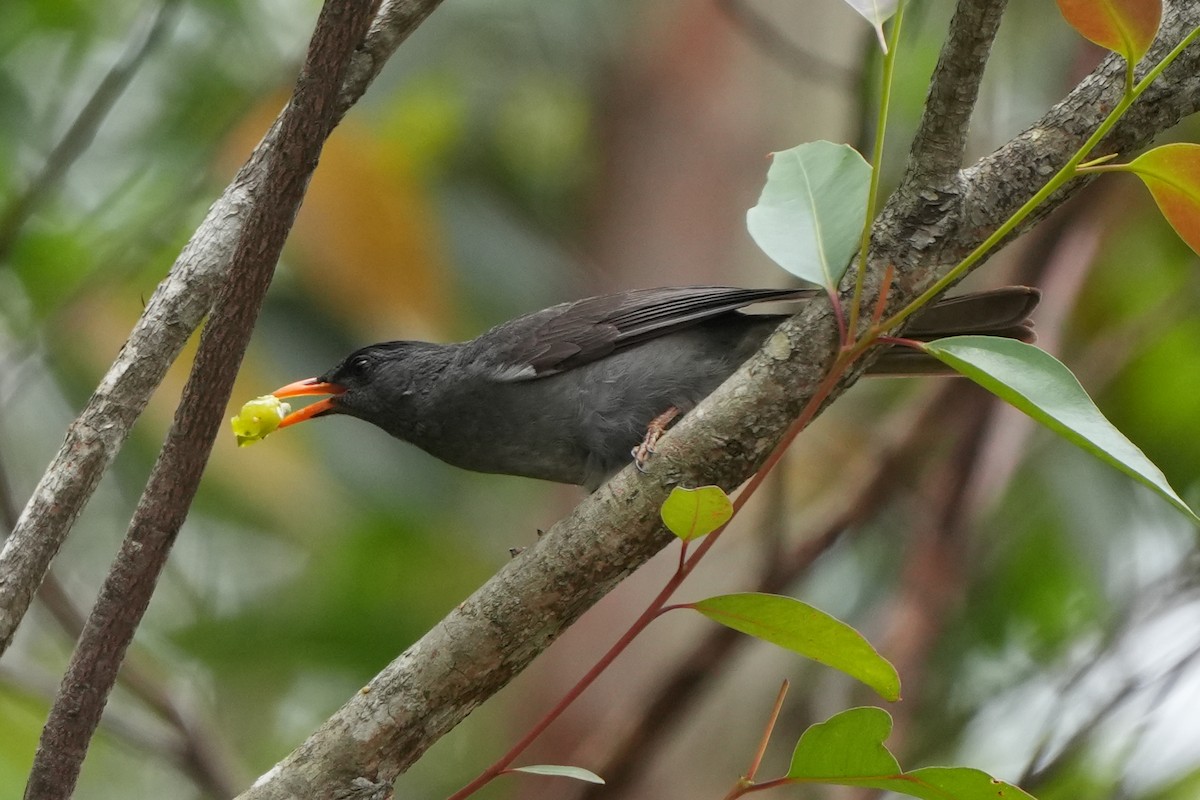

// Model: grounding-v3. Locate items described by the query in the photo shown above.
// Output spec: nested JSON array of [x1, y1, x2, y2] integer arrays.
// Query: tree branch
[[238, 5, 1200, 797], [0, 0, 447, 658], [900, 0, 1009, 191], [337, 0, 446, 117], [22, 2, 380, 797]]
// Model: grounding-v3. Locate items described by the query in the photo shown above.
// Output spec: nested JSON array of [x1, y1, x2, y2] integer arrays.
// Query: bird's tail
[[870, 286, 1040, 375]]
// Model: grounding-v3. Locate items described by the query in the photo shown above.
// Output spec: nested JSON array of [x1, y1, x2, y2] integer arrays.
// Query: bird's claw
[[630, 406, 680, 474]]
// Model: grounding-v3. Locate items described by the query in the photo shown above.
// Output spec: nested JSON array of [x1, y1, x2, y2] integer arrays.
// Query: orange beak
[[272, 378, 347, 428]]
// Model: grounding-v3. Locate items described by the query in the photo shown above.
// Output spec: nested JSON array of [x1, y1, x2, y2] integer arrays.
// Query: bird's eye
[[348, 355, 371, 377]]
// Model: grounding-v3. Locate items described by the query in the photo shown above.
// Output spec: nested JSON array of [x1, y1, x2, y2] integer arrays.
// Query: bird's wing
[[479, 286, 815, 381]]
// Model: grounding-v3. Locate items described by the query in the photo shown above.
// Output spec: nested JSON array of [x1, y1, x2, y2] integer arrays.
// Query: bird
[[269, 285, 1039, 490]]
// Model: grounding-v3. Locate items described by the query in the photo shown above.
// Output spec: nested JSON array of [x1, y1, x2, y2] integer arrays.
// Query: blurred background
[[2, 0, 1200, 798]]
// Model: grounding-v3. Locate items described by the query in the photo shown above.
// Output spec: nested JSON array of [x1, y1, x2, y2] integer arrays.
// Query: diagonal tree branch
[[0, 0, 447, 658], [337, 0, 445, 117], [33, 570, 241, 797], [22, 2, 381, 798], [237, 5, 1200, 797]]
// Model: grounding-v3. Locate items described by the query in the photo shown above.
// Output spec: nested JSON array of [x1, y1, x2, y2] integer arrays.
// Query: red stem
[[744, 680, 789, 782], [870, 264, 895, 328], [828, 287, 849, 348], [740, 776, 796, 795], [445, 553, 698, 800], [876, 335, 923, 350]]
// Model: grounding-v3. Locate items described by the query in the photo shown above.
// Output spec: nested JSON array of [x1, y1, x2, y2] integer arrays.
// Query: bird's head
[[271, 342, 436, 430]]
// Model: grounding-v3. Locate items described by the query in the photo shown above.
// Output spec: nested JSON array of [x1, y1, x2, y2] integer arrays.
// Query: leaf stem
[[869, 263, 895, 329], [445, 562, 692, 799], [1076, 152, 1122, 169], [848, 2, 905, 337], [744, 680, 790, 783], [828, 287, 849, 348], [1074, 162, 1130, 175]]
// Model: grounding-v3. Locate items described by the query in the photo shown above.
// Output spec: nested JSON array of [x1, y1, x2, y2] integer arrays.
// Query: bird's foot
[[631, 406, 681, 472]]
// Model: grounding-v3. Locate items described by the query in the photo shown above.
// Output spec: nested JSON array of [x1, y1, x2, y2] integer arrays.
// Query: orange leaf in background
[[1125, 143, 1200, 256], [1056, 0, 1161, 63], [220, 93, 453, 341]]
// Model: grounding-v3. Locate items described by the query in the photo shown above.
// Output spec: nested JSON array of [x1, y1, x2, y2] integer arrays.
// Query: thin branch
[[0, 445, 17, 540], [0, 0, 446, 659], [0, 0, 183, 263], [1021, 579, 1200, 791], [22, 2, 380, 797], [744, 680, 789, 783], [336, 0, 447, 118], [899, 0, 1009, 191], [857, 390, 991, 782]]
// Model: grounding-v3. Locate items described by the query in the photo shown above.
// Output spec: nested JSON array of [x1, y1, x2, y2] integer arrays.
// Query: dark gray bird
[[271, 285, 1038, 489]]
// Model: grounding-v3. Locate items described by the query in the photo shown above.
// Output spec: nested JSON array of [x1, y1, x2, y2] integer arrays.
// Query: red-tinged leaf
[[1057, 0, 1161, 63], [1124, 143, 1200, 255], [660, 486, 733, 542]]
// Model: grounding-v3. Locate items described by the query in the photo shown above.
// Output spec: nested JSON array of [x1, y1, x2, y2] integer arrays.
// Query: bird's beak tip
[[272, 377, 346, 399], [271, 378, 347, 428]]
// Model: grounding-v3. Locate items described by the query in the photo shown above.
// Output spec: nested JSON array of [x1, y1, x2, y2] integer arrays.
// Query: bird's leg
[[631, 406, 681, 471]]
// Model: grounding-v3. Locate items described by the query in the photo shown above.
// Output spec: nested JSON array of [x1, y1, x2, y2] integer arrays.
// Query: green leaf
[[923, 336, 1200, 525], [510, 765, 605, 785], [1123, 143, 1200, 256], [660, 485, 733, 541], [904, 768, 1039, 800], [746, 141, 871, 291], [789, 708, 1035, 800], [1056, 0, 1161, 64], [788, 706, 900, 778], [690, 593, 900, 701]]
